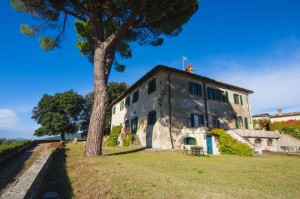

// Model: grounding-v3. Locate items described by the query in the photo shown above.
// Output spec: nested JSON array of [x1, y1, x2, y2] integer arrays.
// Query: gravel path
[[0, 143, 50, 194]]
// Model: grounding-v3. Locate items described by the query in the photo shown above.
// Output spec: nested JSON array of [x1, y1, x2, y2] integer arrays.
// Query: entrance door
[[206, 135, 213, 155], [131, 117, 138, 134]]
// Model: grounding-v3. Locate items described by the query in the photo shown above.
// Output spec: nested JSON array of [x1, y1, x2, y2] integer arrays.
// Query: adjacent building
[[252, 109, 300, 123], [110, 65, 254, 154]]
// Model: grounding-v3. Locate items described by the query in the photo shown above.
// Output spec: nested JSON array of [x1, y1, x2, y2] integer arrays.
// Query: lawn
[[61, 143, 300, 199]]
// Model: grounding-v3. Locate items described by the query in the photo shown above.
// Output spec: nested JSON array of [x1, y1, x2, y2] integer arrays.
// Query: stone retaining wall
[[0, 150, 53, 199]]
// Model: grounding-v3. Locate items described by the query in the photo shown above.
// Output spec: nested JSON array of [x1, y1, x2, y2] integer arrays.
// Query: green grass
[[64, 143, 300, 199]]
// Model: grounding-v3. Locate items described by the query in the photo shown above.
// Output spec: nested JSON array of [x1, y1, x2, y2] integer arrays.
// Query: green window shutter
[[191, 114, 195, 127], [207, 88, 211, 99], [233, 94, 236, 104], [234, 116, 239, 128], [199, 85, 202, 96], [189, 82, 193, 94], [153, 79, 156, 92], [240, 95, 243, 105], [199, 115, 204, 126], [225, 91, 228, 101], [244, 117, 249, 129]]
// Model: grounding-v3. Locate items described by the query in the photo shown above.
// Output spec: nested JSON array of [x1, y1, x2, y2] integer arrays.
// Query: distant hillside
[[39, 133, 85, 141]]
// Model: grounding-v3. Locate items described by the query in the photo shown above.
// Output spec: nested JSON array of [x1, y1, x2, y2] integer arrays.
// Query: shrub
[[270, 121, 285, 132], [108, 125, 122, 146], [282, 127, 300, 139], [121, 127, 133, 147], [210, 128, 253, 157], [0, 140, 31, 159]]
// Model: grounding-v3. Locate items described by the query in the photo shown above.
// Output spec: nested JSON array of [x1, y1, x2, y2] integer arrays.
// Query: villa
[[110, 65, 254, 155]]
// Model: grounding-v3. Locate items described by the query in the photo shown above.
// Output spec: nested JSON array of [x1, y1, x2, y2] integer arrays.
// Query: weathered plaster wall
[[247, 137, 279, 152], [111, 68, 253, 153]]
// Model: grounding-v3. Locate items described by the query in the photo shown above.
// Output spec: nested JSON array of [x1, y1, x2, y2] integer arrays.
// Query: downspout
[[168, 72, 174, 149], [246, 95, 253, 129], [202, 80, 209, 127]]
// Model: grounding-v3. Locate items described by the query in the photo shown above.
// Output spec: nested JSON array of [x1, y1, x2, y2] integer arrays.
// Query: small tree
[[32, 90, 85, 141]]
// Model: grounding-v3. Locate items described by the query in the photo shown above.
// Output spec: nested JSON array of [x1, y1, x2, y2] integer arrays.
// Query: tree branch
[[104, 0, 147, 50], [59, 6, 87, 22], [55, 12, 68, 42]]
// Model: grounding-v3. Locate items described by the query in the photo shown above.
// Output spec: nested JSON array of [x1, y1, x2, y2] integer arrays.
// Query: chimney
[[185, 65, 194, 73], [277, 108, 283, 115]]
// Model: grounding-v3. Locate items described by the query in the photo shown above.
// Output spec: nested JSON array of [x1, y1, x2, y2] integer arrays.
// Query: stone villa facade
[[110, 65, 254, 154]]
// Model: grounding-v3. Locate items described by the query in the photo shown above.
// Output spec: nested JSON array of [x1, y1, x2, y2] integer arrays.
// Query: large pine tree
[[10, 0, 199, 157]]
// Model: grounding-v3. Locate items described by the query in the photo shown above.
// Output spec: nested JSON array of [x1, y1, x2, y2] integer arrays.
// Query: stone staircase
[[131, 135, 141, 146], [226, 129, 255, 148]]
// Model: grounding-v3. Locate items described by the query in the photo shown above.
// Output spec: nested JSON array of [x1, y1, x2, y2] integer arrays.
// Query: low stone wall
[[0, 150, 53, 199]]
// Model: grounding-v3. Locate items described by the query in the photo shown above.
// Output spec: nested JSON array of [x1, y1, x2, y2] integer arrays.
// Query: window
[[120, 101, 124, 111], [233, 94, 243, 105], [125, 96, 130, 107], [148, 111, 157, 125], [267, 139, 273, 146], [233, 94, 240, 104], [131, 117, 138, 134], [132, 90, 139, 103], [234, 116, 239, 128], [212, 116, 220, 128], [184, 137, 196, 145], [125, 120, 129, 127], [240, 95, 243, 105], [191, 114, 204, 127], [189, 82, 202, 96], [148, 78, 156, 94], [244, 117, 249, 129], [254, 138, 262, 147], [207, 87, 228, 102], [238, 116, 243, 128], [112, 106, 116, 115]]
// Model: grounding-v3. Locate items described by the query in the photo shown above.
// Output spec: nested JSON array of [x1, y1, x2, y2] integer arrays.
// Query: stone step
[[132, 135, 141, 146]]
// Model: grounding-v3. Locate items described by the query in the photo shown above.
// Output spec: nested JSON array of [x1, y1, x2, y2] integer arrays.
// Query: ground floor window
[[254, 138, 262, 147], [184, 137, 196, 145], [212, 116, 220, 128], [267, 138, 273, 146], [191, 114, 204, 127]]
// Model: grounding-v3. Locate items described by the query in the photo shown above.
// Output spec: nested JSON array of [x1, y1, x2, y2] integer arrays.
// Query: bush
[[282, 127, 300, 139], [121, 127, 133, 147], [108, 125, 122, 146], [210, 128, 253, 157], [270, 121, 285, 132], [0, 140, 31, 159]]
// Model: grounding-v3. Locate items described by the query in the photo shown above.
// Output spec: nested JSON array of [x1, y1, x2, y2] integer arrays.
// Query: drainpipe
[[202, 80, 209, 128], [168, 72, 174, 149], [246, 95, 253, 129]]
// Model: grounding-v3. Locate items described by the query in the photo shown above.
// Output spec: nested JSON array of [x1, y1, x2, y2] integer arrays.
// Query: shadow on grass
[[105, 147, 147, 156], [37, 148, 73, 199]]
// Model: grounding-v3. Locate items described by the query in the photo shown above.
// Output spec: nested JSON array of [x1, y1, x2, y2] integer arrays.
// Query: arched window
[[254, 138, 262, 147], [267, 139, 273, 146], [184, 137, 196, 145]]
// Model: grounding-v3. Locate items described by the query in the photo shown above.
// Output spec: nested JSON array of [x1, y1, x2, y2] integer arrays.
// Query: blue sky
[[1, 0, 300, 139]]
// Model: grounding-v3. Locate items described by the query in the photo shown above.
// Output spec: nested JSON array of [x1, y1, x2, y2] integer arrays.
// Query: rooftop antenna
[[182, 56, 187, 70]]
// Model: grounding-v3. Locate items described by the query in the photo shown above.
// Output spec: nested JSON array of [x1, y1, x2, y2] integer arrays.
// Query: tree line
[[32, 82, 127, 141]]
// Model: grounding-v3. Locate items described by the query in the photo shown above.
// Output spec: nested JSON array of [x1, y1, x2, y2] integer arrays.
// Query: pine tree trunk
[[84, 43, 108, 157]]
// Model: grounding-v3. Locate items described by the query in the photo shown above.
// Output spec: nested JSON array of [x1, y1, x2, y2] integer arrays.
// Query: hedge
[[0, 140, 31, 159]]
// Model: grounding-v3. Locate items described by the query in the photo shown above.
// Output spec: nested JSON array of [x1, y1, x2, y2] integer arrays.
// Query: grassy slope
[[65, 143, 300, 199]]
